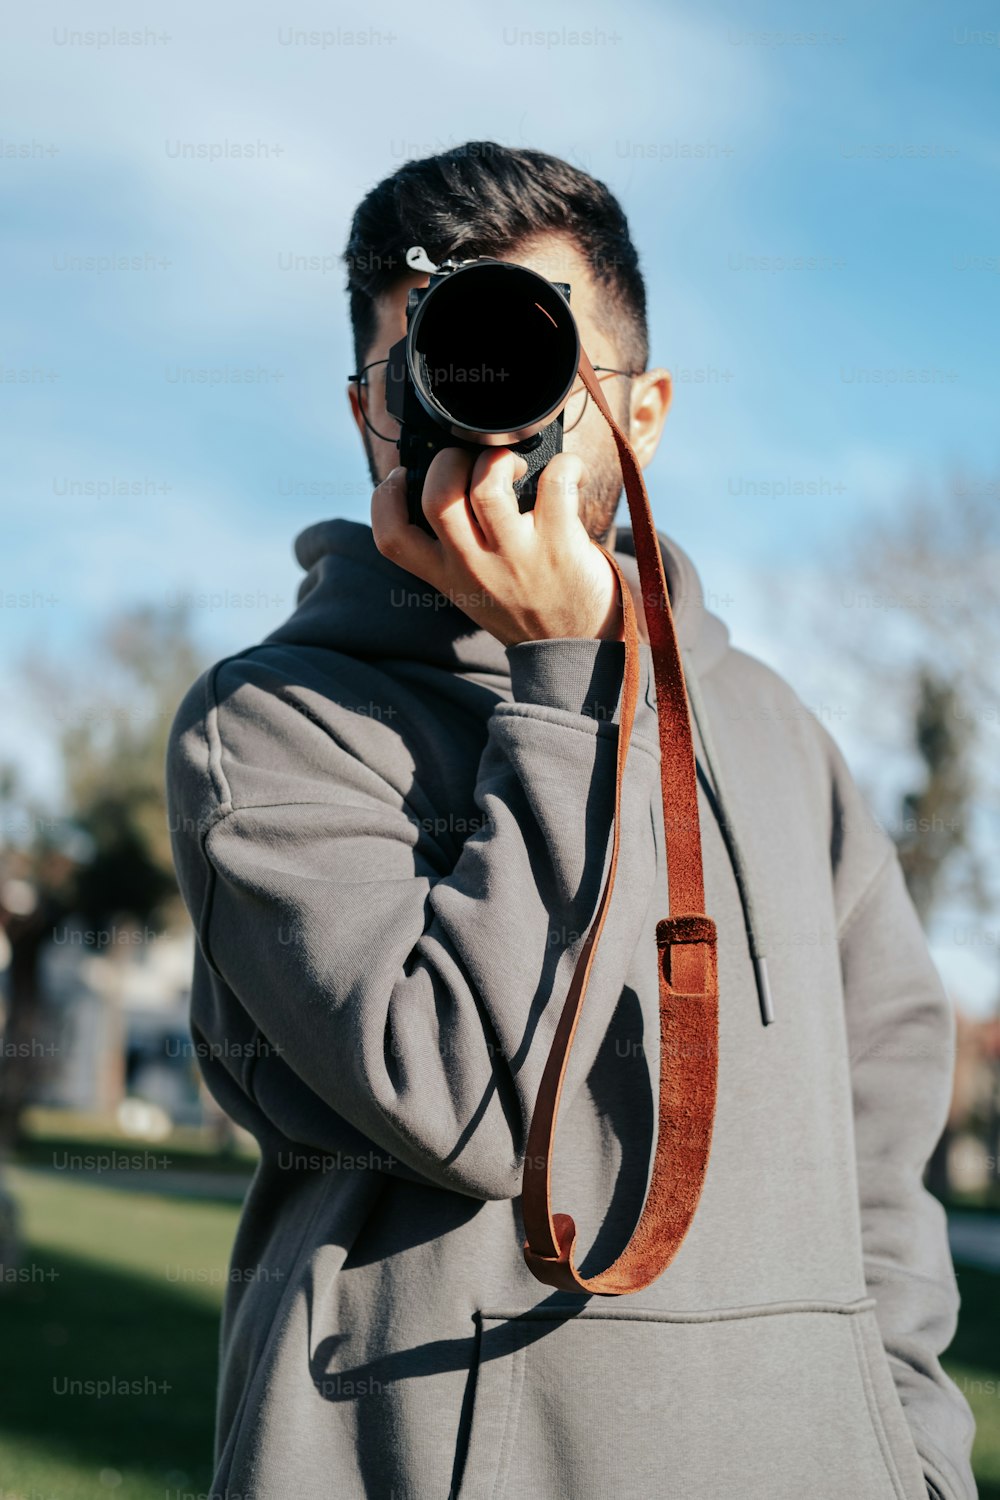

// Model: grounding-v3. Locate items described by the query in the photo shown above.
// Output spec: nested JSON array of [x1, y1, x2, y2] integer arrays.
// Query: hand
[[371, 447, 624, 646]]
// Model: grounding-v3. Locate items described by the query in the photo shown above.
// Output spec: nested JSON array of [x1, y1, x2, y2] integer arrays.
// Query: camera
[[384, 247, 580, 534]]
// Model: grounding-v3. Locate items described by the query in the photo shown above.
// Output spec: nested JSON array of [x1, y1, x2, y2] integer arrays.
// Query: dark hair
[[344, 141, 648, 373]]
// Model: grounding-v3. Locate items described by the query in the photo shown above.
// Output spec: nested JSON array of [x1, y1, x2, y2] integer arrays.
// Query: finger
[[467, 448, 529, 550], [371, 466, 442, 583], [532, 452, 588, 537], [421, 447, 481, 552]]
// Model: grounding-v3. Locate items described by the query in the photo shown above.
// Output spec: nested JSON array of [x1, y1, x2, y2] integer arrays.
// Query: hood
[[265, 516, 730, 681], [264, 515, 772, 1029]]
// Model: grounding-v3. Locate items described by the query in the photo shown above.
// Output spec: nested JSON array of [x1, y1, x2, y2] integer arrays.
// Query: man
[[166, 144, 976, 1499]]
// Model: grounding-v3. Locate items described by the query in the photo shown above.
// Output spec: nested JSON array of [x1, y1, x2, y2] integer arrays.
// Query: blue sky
[[3, 0, 999, 1004]]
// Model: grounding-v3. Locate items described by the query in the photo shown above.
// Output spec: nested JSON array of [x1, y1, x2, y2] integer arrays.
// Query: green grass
[[942, 1263, 1000, 1499], [0, 1167, 240, 1500], [939, 1187, 1000, 1217], [14, 1107, 259, 1177]]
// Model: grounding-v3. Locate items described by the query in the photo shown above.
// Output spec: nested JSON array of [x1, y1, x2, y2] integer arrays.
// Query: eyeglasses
[[348, 361, 641, 444]]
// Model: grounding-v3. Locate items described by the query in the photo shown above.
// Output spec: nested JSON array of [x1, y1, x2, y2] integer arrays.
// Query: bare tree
[[780, 475, 1000, 1197]]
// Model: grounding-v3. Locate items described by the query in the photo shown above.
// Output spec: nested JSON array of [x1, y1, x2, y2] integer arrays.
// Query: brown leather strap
[[521, 348, 719, 1295]]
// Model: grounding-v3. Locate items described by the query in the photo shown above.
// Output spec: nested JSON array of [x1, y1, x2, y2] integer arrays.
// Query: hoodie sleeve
[[829, 740, 977, 1500], [167, 638, 662, 1202]]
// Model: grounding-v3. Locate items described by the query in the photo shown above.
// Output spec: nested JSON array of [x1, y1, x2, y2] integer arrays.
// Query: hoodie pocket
[[455, 1296, 926, 1500]]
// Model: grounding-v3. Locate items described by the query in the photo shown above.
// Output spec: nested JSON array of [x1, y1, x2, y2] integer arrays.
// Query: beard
[[577, 440, 623, 544], [574, 390, 633, 544]]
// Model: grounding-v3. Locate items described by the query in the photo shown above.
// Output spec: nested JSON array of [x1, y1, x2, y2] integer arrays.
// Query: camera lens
[[407, 261, 580, 441]]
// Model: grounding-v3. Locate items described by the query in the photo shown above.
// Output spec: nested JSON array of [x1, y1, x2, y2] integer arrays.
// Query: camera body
[[384, 256, 579, 534]]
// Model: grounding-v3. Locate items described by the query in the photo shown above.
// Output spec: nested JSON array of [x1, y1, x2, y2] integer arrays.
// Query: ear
[[629, 368, 672, 469], [347, 381, 367, 443]]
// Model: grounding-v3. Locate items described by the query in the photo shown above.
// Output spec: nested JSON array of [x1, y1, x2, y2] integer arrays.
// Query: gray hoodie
[[166, 516, 977, 1500]]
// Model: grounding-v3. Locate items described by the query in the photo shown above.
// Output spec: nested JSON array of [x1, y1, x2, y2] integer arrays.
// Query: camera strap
[[521, 349, 719, 1295]]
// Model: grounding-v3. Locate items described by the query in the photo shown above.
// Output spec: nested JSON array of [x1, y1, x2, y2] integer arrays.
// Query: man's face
[[347, 232, 670, 542]]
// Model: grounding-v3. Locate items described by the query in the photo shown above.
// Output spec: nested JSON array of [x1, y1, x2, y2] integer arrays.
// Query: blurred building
[[37, 924, 204, 1126]]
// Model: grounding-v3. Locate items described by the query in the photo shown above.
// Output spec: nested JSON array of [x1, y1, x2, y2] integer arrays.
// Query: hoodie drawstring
[[683, 651, 775, 1027]]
